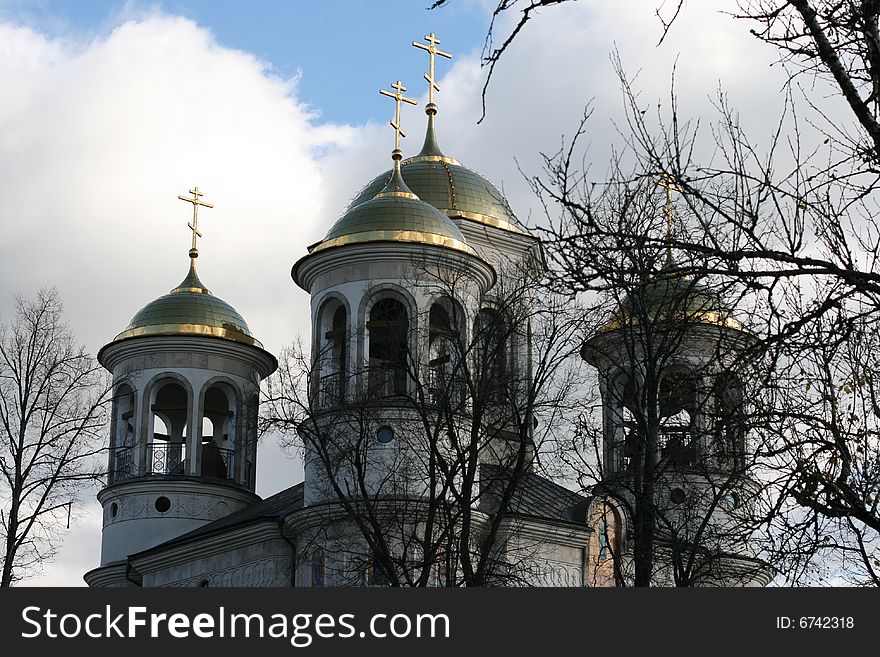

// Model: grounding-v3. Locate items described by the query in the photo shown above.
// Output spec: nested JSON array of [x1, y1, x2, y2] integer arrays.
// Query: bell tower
[[85, 188, 277, 587], [581, 180, 771, 587]]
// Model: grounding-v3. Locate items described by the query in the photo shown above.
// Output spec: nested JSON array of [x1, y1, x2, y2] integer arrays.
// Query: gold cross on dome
[[379, 81, 418, 152], [178, 186, 213, 258], [655, 173, 685, 259], [412, 32, 452, 106]]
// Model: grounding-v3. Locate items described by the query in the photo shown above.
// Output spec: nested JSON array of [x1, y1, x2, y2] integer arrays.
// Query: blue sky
[[1, 0, 490, 124]]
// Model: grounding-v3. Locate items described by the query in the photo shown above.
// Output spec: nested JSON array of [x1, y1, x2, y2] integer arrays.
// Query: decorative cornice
[[292, 240, 496, 294], [98, 333, 277, 379]]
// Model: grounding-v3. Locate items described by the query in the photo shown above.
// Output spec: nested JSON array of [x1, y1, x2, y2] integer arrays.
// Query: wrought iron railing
[[659, 428, 697, 467], [367, 365, 407, 398], [110, 446, 135, 483], [146, 441, 187, 476], [608, 428, 698, 473], [111, 442, 242, 483], [318, 371, 343, 409], [427, 367, 465, 407], [201, 443, 235, 479]]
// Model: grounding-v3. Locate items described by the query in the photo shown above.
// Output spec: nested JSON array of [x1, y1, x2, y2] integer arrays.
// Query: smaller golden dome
[[110, 262, 263, 348], [311, 157, 476, 256]]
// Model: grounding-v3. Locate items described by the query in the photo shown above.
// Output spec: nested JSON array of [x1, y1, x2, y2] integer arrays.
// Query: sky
[[0, 0, 818, 585]]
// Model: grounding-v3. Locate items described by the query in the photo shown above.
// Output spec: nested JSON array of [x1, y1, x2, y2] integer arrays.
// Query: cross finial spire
[[379, 80, 418, 159], [412, 32, 452, 112], [656, 173, 685, 266], [178, 186, 213, 261]]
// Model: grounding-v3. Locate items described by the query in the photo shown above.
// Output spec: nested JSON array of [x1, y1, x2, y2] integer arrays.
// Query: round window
[[155, 496, 172, 513], [669, 488, 686, 505], [110, 502, 118, 518], [377, 426, 395, 444], [726, 492, 741, 509]]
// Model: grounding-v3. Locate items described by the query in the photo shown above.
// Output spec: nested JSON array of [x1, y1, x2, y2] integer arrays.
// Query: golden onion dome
[[598, 270, 743, 334], [109, 262, 264, 348], [346, 113, 522, 234], [311, 151, 476, 256]]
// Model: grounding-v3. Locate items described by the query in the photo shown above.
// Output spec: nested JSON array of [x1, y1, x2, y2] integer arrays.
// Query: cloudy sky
[[0, 0, 800, 585]]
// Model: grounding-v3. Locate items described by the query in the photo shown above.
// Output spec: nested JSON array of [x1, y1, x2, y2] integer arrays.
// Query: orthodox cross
[[412, 32, 452, 107], [178, 186, 213, 258], [655, 173, 684, 259], [379, 81, 418, 152]]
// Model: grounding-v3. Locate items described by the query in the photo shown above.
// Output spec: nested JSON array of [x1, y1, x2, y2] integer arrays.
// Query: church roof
[[506, 473, 589, 526], [597, 267, 744, 334], [347, 114, 523, 235], [108, 261, 265, 349]]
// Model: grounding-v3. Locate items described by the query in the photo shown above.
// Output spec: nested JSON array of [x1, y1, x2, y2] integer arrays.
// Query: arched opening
[[714, 374, 745, 470], [317, 300, 347, 408], [608, 374, 640, 474], [476, 307, 508, 401], [367, 298, 409, 397], [658, 369, 699, 468], [588, 501, 621, 587], [149, 381, 188, 476], [311, 548, 325, 588], [428, 299, 464, 407], [201, 384, 236, 480], [111, 384, 135, 482]]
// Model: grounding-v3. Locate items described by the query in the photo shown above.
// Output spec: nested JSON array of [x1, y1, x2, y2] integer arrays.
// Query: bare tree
[[533, 159, 775, 586], [753, 295, 880, 585], [0, 288, 109, 586], [429, 0, 684, 120], [439, 0, 880, 585]]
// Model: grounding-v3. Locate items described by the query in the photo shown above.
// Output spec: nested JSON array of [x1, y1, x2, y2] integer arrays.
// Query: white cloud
[[0, 14, 355, 585]]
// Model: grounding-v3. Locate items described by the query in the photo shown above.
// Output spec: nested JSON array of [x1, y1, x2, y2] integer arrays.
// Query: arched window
[[658, 369, 698, 468], [713, 374, 745, 470], [149, 381, 188, 476], [311, 548, 325, 588], [367, 298, 409, 397], [317, 300, 347, 408], [608, 374, 640, 474], [588, 501, 621, 587], [202, 384, 236, 480], [476, 308, 508, 400], [110, 384, 135, 482], [428, 300, 463, 407]]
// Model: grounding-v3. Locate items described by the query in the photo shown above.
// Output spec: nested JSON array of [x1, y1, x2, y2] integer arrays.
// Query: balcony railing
[[201, 443, 235, 480], [367, 365, 407, 398], [147, 441, 187, 476], [427, 367, 465, 407], [109, 442, 241, 483], [318, 371, 344, 409], [659, 428, 697, 467], [110, 446, 135, 484], [608, 427, 698, 473]]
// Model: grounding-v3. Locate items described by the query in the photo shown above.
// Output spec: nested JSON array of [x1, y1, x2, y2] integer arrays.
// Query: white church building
[[84, 34, 771, 588]]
